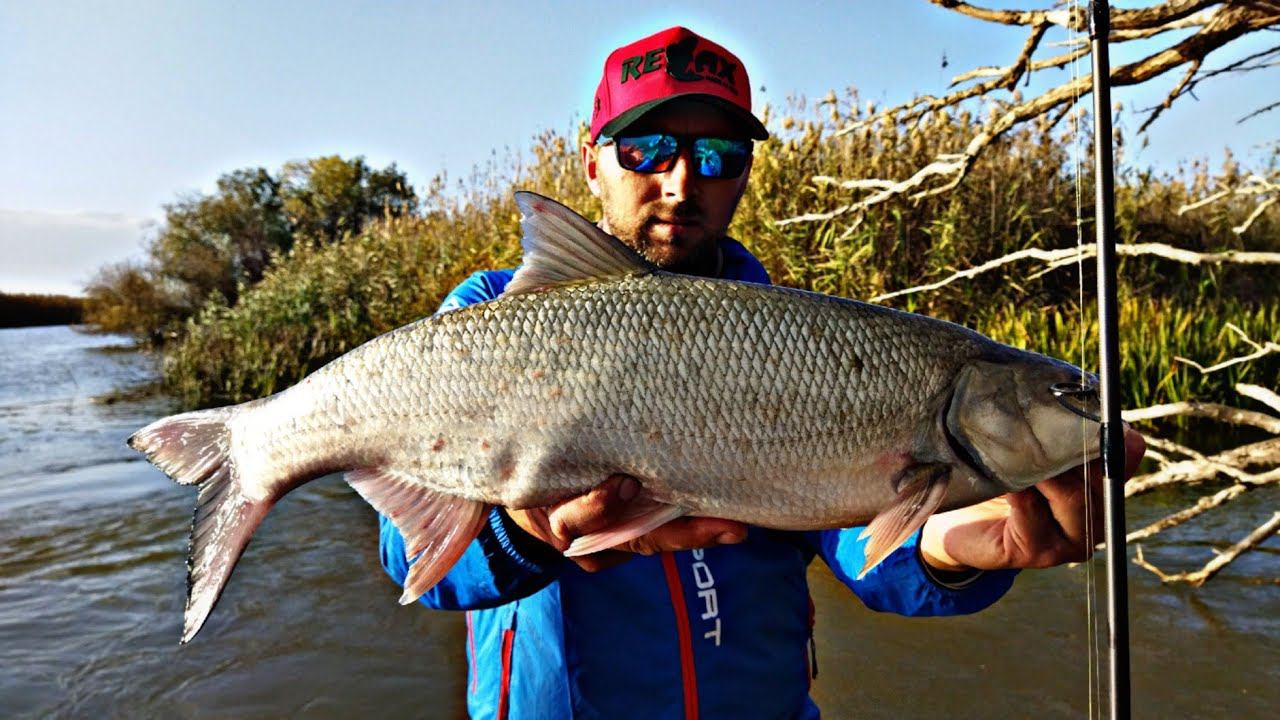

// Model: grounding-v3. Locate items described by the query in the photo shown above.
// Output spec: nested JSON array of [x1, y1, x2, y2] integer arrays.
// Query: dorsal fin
[[504, 192, 656, 297]]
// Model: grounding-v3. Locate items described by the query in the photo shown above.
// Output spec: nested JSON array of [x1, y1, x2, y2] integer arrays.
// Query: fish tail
[[129, 408, 271, 643]]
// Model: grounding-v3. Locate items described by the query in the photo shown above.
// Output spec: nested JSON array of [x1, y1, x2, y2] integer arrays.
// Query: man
[[381, 26, 1144, 719]]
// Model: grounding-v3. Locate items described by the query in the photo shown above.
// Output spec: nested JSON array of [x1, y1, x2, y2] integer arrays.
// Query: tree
[[83, 260, 174, 342], [84, 155, 421, 344], [280, 155, 418, 245], [147, 167, 289, 311]]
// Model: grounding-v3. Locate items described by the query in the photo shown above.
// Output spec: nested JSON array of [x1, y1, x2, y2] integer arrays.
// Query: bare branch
[[1144, 434, 1278, 484], [812, 176, 898, 191], [1126, 482, 1248, 541], [927, 0, 1219, 32], [1050, 8, 1216, 46], [1133, 511, 1280, 586], [1237, 383, 1280, 414], [1177, 187, 1234, 214], [1126, 437, 1280, 496], [784, 2, 1280, 226], [1239, 98, 1280, 123], [867, 242, 1280, 302], [1174, 325, 1280, 374], [1233, 195, 1277, 233], [1178, 172, 1279, 234], [1138, 58, 1201, 133], [926, 0, 1075, 28], [1123, 400, 1280, 433], [1139, 43, 1280, 131], [1189, 42, 1280, 81], [949, 45, 1090, 85], [1106, 0, 1225, 31]]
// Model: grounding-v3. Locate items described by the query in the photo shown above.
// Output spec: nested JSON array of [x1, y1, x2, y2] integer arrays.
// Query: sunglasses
[[600, 133, 752, 179]]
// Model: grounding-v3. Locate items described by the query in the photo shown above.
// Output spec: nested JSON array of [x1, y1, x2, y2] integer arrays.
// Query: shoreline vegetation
[[0, 293, 85, 328], [81, 93, 1278, 584], [84, 98, 1278, 413]]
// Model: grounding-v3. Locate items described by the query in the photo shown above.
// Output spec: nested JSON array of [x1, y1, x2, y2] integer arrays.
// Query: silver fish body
[[254, 275, 989, 523], [131, 192, 1101, 643]]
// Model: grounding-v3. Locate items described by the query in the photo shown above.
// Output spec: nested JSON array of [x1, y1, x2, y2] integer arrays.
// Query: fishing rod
[[1087, 2, 1131, 719]]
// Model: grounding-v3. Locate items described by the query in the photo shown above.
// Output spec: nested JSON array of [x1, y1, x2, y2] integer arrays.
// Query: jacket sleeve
[[376, 270, 569, 610], [380, 508, 564, 609], [804, 527, 1018, 616]]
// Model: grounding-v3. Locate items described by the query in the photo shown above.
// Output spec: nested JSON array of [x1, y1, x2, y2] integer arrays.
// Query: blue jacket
[[380, 239, 1018, 719]]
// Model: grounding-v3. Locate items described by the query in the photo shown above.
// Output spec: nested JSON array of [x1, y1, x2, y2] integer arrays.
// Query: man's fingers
[[1124, 427, 1146, 478], [619, 517, 748, 555], [1007, 486, 1078, 567], [569, 518, 748, 569], [504, 507, 565, 551], [547, 475, 638, 540], [518, 474, 749, 566], [1034, 464, 1100, 549]]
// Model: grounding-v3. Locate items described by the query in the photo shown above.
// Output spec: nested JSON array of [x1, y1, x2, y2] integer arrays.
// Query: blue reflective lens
[[619, 134, 679, 172], [693, 137, 749, 178], [611, 134, 751, 178]]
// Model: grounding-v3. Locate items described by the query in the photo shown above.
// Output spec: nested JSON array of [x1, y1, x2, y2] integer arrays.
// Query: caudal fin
[[129, 409, 272, 643]]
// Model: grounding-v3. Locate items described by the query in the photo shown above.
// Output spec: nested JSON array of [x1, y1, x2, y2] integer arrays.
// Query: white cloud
[[0, 209, 156, 296]]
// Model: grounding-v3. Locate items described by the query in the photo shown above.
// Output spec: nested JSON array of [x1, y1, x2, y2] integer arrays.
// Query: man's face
[[581, 99, 753, 276]]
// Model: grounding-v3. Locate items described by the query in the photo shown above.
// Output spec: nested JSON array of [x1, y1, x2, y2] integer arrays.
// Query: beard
[[600, 199, 723, 277]]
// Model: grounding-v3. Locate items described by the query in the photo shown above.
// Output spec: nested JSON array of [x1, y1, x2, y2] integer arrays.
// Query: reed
[[161, 98, 1277, 410]]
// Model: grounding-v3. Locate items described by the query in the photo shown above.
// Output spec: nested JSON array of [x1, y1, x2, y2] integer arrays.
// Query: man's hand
[[919, 428, 1147, 573], [505, 475, 748, 572]]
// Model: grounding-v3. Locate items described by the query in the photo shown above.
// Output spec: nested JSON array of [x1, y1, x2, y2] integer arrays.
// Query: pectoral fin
[[347, 468, 490, 605], [857, 463, 951, 579], [564, 501, 687, 557]]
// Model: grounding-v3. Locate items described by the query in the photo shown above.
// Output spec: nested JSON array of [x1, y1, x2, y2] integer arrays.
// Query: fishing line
[[1067, 2, 1104, 717]]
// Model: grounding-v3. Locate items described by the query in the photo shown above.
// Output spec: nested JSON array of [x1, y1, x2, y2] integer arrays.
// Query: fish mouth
[[939, 396, 998, 485], [1050, 381, 1102, 423]]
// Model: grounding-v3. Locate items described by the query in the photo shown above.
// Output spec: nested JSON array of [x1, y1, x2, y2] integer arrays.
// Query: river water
[[0, 325, 1275, 719]]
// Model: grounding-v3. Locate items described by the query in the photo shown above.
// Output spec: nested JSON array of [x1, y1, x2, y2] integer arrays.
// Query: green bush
[[161, 104, 1277, 410]]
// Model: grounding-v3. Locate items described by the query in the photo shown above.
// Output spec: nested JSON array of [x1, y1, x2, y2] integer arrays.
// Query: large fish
[[130, 192, 1101, 643]]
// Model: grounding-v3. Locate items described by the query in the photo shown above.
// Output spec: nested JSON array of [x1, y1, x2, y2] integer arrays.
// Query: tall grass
[[162, 99, 1277, 410], [978, 296, 1278, 409]]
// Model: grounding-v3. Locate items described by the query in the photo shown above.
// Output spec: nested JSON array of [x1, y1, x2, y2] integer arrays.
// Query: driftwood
[[1117, 320, 1280, 584], [1122, 400, 1280, 434], [1125, 437, 1280, 496], [1237, 383, 1280, 414], [1133, 512, 1280, 586], [1127, 483, 1249, 542], [866, 243, 1280, 302]]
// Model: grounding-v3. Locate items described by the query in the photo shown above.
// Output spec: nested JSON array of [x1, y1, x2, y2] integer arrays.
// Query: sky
[[2, 1, 1275, 296]]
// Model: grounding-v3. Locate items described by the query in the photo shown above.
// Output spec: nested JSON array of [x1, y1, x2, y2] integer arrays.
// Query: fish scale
[[130, 192, 1100, 643], [287, 271, 974, 521]]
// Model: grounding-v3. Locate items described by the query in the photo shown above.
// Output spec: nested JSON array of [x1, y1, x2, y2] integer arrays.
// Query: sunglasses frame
[[599, 133, 753, 179]]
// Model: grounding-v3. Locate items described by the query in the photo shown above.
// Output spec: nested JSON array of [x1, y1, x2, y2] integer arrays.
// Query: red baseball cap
[[590, 26, 769, 143]]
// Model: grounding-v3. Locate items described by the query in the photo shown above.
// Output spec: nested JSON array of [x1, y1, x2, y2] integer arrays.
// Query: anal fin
[[564, 501, 687, 557], [857, 463, 951, 579], [347, 468, 489, 604]]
